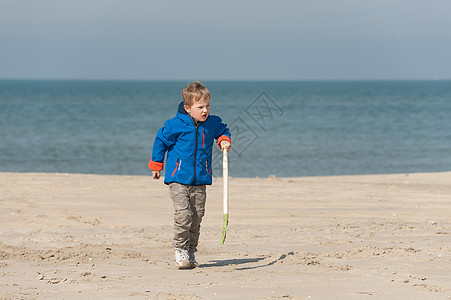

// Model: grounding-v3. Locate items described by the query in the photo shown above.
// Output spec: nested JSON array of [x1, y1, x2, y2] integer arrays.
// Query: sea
[[1, 80, 450, 178]]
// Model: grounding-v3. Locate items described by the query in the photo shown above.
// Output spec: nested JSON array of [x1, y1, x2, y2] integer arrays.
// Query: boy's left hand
[[220, 140, 231, 151]]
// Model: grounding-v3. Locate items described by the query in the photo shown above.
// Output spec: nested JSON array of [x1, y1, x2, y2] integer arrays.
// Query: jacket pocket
[[171, 158, 180, 177], [202, 129, 205, 147], [206, 160, 212, 176]]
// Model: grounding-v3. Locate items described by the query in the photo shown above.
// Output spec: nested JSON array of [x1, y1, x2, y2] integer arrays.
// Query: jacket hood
[[177, 101, 188, 115], [176, 101, 193, 125]]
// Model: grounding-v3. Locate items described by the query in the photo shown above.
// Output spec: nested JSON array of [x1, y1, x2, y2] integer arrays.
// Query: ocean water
[[1, 80, 450, 178]]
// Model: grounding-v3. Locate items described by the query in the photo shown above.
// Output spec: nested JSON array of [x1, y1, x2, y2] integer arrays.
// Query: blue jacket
[[148, 102, 231, 185]]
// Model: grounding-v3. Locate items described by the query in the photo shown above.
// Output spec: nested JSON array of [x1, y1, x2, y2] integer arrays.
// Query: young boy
[[148, 81, 231, 269]]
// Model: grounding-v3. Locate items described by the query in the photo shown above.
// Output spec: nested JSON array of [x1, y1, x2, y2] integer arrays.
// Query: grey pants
[[168, 183, 206, 253]]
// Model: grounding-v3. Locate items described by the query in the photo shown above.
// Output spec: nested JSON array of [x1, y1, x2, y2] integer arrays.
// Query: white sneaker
[[174, 248, 191, 269], [189, 252, 200, 268]]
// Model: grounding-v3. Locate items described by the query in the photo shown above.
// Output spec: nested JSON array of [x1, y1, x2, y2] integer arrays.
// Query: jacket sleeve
[[215, 118, 231, 149], [148, 121, 178, 171]]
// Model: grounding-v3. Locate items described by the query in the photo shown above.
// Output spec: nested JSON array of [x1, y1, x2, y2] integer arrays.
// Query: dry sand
[[1, 171, 450, 300]]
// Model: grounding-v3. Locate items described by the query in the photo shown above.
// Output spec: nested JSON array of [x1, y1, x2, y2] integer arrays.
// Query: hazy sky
[[1, 0, 450, 80]]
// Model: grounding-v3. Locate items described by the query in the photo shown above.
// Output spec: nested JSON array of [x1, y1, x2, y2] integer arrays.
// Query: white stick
[[223, 148, 229, 215], [220, 148, 229, 245]]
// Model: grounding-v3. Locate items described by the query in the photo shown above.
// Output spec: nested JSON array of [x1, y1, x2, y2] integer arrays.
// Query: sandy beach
[[1, 171, 450, 299]]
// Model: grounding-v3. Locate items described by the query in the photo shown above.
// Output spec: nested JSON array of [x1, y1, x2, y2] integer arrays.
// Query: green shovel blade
[[220, 213, 229, 245]]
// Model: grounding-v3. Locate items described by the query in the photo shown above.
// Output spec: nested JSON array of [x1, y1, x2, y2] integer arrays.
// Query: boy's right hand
[[152, 171, 160, 180]]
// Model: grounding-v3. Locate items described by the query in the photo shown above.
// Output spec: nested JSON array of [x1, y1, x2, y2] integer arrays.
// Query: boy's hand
[[220, 140, 231, 151], [152, 171, 160, 180]]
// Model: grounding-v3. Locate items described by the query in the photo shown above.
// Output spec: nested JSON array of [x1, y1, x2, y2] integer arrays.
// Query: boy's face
[[184, 98, 210, 123]]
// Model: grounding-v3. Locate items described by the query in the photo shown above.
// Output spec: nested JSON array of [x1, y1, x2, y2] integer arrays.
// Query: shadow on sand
[[201, 252, 294, 270]]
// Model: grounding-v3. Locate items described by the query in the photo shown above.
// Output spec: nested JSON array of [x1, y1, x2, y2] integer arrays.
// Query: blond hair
[[181, 81, 211, 107]]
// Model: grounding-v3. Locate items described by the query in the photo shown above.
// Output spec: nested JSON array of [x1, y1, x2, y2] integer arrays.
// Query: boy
[[148, 81, 231, 269]]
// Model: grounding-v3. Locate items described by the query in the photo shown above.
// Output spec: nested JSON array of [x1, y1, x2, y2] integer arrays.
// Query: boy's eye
[[195, 104, 209, 110]]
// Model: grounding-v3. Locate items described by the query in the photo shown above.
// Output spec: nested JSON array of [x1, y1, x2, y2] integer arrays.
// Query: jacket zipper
[[192, 121, 199, 185]]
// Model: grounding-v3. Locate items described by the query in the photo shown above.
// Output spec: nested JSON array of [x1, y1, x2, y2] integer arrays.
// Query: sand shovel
[[220, 147, 229, 245]]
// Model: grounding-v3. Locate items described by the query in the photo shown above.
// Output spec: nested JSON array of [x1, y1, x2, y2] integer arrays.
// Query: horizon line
[[1, 78, 450, 82]]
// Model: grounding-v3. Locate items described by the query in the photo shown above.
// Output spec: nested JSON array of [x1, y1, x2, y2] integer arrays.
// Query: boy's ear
[[184, 105, 191, 114]]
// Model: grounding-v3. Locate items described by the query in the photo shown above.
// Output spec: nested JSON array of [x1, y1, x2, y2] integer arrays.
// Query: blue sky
[[1, 0, 450, 80]]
